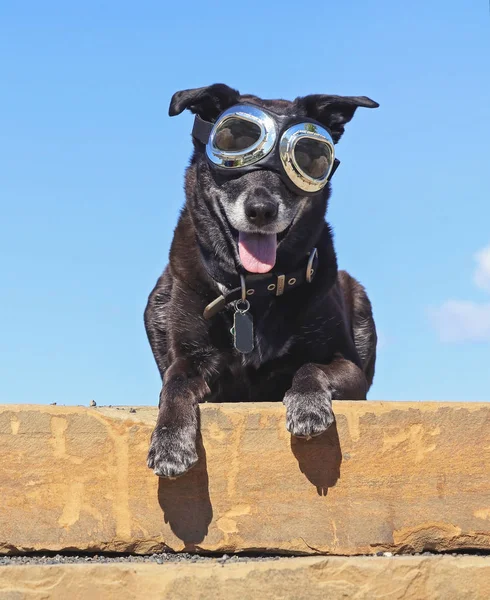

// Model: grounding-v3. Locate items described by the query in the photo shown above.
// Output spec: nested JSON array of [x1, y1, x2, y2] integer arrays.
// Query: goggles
[[192, 104, 340, 195]]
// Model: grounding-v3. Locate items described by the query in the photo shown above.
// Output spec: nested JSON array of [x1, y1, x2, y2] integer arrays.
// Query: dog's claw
[[147, 425, 198, 478], [284, 390, 335, 438]]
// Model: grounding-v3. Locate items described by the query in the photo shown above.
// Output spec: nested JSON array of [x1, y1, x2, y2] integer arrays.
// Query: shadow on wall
[[290, 422, 342, 496], [156, 418, 342, 545], [157, 431, 213, 548]]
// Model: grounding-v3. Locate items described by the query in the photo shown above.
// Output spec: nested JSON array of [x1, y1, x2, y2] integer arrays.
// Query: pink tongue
[[238, 232, 277, 273]]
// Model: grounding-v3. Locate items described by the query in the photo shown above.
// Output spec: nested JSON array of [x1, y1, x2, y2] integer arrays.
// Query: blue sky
[[1, 1, 489, 406]]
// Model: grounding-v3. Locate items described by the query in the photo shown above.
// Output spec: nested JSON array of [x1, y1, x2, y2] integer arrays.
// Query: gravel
[[0, 552, 488, 566], [0, 553, 285, 566]]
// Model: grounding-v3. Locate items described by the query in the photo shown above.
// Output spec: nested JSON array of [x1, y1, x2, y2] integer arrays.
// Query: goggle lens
[[293, 138, 333, 180], [214, 117, 262, 152]]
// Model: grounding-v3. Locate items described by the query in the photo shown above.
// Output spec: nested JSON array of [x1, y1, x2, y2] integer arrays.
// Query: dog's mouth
[[235, 225, 292, 274], [238, 231, 277, 274], [218, 199, 295, 274]]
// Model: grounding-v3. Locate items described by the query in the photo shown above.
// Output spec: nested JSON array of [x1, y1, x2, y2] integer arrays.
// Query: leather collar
[[203, 248, 319, 319]]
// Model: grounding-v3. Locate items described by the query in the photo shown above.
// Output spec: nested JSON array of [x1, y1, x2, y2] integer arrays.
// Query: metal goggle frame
[[192, 104, 339, 195]]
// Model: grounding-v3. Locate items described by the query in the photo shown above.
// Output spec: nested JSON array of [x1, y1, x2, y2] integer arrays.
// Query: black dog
[[145, 84, 378, 478]]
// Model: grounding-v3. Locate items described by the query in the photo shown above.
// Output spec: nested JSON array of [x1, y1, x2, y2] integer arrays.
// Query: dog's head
[[170, 84, 378, 274]]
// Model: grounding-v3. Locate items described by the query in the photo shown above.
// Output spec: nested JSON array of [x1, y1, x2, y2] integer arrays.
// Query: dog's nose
[[244, 189, 279, 227]]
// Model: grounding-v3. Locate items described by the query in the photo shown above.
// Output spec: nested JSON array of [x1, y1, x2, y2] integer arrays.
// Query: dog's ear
[[169, 84, 240, 121], [299, 94, 379, 143]]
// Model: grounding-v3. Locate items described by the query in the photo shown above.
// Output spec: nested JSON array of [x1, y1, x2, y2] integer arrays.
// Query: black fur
[[145, 84, 378, 478]]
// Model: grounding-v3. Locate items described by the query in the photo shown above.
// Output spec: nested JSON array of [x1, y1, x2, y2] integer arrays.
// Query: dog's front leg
[[284, 356, 367, 438], [147, 355, 212, 478], [146, 275, 229, 478]]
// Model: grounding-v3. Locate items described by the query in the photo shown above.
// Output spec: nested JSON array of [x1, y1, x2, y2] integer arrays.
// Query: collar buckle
[[306, 248, 318, 283]]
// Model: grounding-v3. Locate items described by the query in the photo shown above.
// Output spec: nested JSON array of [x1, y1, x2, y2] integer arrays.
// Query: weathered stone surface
[[1, 557, 490, 600], [0, 402, 489, 555]]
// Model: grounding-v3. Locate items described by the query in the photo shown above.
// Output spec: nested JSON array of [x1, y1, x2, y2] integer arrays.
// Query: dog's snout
[[244, 188, 279, 227]]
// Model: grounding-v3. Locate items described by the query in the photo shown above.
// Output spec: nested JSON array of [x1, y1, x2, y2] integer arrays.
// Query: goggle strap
[[328, 158, 341, 182], [192, 115, 214, 145]]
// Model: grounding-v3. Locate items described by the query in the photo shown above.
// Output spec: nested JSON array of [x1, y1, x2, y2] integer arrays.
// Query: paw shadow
[[290, 422, 342, 496], [157, 430, 213, 549]]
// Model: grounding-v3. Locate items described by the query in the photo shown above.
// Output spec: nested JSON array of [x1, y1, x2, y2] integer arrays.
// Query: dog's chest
[[231, 309, 294, 368]]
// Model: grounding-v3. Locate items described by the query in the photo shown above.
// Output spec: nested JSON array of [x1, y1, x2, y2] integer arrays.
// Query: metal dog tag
[[231, 300, 254, 354]]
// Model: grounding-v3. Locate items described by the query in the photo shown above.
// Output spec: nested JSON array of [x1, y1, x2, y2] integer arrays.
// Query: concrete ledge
[[1, 403, 489, 555], [1, 557, 490, 599]]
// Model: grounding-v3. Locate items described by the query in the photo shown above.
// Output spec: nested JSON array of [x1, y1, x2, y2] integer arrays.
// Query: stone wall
[[1, 402, 489, 555]]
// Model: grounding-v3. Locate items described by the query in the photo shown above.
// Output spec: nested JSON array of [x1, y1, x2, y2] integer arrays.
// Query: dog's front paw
[[284, 389, 335, 439], [147, 424, 198, 478]]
